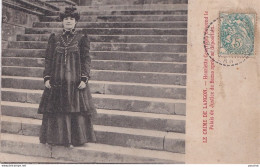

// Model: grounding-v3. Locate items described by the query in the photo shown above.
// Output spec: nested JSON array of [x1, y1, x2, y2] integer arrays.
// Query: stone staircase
[[1, 0, 187, 163]]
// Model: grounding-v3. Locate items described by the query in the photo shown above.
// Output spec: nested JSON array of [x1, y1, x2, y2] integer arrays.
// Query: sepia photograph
[[1, 0, 187, 163]]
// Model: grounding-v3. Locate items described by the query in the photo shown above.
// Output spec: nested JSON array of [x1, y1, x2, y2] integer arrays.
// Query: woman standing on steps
[[38, 6, 97, 147]]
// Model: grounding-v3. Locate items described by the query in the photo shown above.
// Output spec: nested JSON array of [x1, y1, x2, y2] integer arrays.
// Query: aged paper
[[186, 0, 259, 163], [1, 0, 259, 164]]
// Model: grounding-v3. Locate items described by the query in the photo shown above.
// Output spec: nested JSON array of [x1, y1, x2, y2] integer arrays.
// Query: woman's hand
[[78, 81, 86, 89], [45, 80, 51, 89]]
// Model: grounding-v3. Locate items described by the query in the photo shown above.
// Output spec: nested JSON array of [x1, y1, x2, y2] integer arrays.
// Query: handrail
[[28, 0, 60, 11], [3, 0, 60, 17], [15, 0, 59, 14], [2, 0, 44, 17], [45, 0, 77, 6]]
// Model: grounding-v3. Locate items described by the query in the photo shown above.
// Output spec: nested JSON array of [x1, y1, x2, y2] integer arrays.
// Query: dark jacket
[[38, 29, 97, 118]]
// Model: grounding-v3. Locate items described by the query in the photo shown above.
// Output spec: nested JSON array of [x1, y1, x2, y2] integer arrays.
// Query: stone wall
[[2, 5, 39, 48]]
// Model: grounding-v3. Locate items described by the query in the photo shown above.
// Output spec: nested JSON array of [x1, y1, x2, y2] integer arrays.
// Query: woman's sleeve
[[79, 34, 91, 82], [43, 33, 55, 83]]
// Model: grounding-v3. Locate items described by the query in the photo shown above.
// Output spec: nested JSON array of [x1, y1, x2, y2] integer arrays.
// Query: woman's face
[[63, 17, 76, 30]]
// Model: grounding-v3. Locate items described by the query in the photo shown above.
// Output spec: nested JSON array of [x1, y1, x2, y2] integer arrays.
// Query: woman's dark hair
[[59, 6, 80, 21]]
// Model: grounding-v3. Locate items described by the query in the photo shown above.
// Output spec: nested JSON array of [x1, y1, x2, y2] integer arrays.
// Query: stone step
[[1, 101, 185, 133], [1, 133, 184, 163], [0, 152, 72, 163], [1, 115, 185, 153], [79, 10, 187, 16], [1, 88, 186, 115], [2, 75, 186, 99], [49, 10, 187, 17], [2, 57, 187, 73], [2, 66, 186, 86], [25, 28, 187, 36], [93, 42, 187, 53], [69, 4, 187, 12], [90, 0, 188, 6], [3, 49, 187, 62], [39, 15, 187, 22], [7, 41, 187, 53], [17, 34, 187, 43], [33, 21, 187, 29]]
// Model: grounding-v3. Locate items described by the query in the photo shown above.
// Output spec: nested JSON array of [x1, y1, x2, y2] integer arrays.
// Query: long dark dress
[[38, 29, 97, 146]]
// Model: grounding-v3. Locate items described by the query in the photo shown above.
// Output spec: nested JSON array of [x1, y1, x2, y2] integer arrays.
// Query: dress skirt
[[39, 112, 96, 146]]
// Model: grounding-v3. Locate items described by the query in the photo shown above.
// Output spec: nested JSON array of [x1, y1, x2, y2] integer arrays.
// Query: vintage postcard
[[0, 0, 259, 164], [1, 0, 187, 164]]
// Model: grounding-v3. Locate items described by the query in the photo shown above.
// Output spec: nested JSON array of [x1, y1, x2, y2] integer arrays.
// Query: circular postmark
[[203, 13, 256, 66]]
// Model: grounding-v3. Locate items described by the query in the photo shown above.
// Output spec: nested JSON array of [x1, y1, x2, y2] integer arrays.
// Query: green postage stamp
[[219, 13, 256, 57]]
